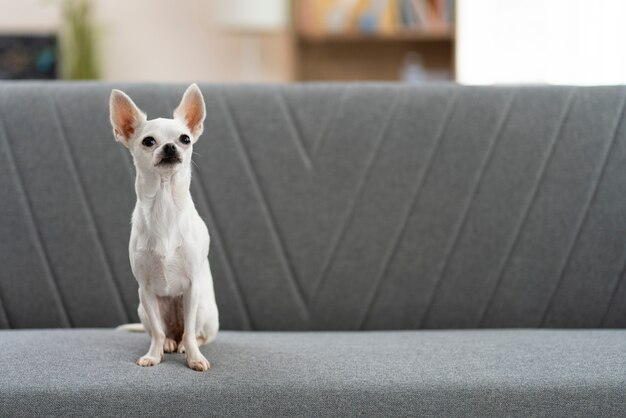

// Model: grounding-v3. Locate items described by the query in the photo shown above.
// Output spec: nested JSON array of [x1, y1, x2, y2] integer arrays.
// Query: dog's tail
[[115, 323, 145, 332]]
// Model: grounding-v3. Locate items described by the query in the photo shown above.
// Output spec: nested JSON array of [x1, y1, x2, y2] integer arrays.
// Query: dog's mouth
[[156, 156, 182, 166]]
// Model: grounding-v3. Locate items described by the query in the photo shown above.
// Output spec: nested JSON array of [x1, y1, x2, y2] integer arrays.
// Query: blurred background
[[0, 0, 625, 85]]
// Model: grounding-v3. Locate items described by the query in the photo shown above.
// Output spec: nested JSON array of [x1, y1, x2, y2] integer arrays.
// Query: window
[[457, 0, 626, 85]]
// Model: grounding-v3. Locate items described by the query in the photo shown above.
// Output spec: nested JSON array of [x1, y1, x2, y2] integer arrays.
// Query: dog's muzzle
[[157, 143, 182, 166]]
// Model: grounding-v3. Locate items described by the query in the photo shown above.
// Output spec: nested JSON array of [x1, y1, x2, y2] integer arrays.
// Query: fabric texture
[[1, 82, 626, 331], [0, 329, 624, 417], [1, 83, 625, 417]]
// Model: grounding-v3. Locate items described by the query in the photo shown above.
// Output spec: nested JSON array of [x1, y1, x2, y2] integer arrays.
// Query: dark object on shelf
[[0, 35, 57, 79]]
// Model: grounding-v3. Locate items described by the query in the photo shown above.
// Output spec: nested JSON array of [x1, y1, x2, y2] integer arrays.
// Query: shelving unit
[[299, 28, 453, 42], [291, 0, 456, 82]]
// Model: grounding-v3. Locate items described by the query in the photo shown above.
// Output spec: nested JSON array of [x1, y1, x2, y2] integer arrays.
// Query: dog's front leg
[[136, 287, 165, 367], [183, 283, 210, 371]]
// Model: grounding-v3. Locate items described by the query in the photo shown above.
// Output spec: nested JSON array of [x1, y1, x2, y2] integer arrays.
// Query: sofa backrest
[[1, 82, 625, 330]]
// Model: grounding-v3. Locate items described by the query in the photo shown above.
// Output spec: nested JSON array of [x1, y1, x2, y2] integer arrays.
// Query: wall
[[0, 0, 293, 82]]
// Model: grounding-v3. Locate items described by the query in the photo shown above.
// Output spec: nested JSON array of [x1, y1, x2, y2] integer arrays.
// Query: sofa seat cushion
[[0, 329, 624, 417]]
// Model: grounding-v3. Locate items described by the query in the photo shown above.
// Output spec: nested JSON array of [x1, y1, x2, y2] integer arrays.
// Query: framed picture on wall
[[0, 34, 57, 79]]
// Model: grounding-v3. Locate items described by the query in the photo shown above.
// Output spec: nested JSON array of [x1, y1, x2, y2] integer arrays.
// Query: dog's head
[[109, 84, 205, 175]]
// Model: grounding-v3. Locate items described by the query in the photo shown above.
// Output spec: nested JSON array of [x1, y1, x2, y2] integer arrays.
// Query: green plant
[[59, 0, 100, 79]]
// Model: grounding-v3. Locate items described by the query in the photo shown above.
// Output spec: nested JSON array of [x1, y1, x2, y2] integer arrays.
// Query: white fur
[[110, 84, 218, 372], [115, 323, 145, 332]]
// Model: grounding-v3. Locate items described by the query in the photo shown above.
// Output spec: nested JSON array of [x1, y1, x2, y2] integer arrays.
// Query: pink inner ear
[[185, 105, 202, 133], [121, 115, 136, 137], [176, 88, 205, 134], [113, 99, 138, 138]]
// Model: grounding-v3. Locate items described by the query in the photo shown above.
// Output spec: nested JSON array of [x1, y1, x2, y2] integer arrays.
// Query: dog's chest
[[131, 193, 195, 296], [134, 246, 191, 296]]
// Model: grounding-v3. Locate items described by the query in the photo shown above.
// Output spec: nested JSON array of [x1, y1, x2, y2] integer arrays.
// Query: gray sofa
[[0, 82, 625, 417]]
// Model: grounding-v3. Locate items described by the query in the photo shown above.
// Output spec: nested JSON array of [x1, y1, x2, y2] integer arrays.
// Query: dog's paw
[[177, 337, 205, 354], [187, 356, 210, 372], [163, 338, 177, 353], [136, 355, 161, 367]]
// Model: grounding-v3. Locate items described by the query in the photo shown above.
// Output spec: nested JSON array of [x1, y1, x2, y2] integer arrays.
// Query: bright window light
[[456, 0, 626, 85]]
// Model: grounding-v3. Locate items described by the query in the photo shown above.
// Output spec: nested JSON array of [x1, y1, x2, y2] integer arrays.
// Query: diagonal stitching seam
[[276, 90, 313, 169], [0, 112, 72, 327], [357, 92, 459, 330], [192, 169, 255, 330], [600, 250, 626, 327], [0, 297, 9, 328], [119, 143, 136, 183], [312, 87, 348, 157], [309, 92, 404, 307], [477, 90, 578, 327], [50, 99, 131, 322], [218, 91, 310, 320], [0, 106, 11, 328], [539, 90, 626, 326], [419, 90, 518, 328], [164, 92, 254, 329]]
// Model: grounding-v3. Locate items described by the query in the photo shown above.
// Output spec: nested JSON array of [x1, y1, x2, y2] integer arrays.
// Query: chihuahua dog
[[110, 84, 218, 372]]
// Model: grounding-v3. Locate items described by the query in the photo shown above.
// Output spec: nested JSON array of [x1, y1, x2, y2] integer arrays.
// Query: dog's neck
[[134, 165, 194, 217]]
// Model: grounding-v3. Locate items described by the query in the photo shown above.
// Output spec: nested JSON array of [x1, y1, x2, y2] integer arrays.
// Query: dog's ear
[[109, 89, 146, 146], [174, 83, 206, 139]]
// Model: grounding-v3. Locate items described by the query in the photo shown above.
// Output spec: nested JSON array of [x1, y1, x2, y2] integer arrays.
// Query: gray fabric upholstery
[[1, 83, 625, 417], [0, 329, 624, 417], [1, 82, 626, 331]]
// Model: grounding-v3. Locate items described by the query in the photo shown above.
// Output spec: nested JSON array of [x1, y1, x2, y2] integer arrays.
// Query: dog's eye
[[179, 134, 191, 145], [142, 137, 156, 147]]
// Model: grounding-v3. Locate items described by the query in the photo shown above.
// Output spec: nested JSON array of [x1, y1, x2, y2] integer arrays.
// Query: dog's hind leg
[[157, 296, 184, 353], [196, 298, 219, 346]]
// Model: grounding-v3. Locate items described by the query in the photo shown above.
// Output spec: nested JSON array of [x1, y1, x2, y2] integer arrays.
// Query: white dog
[[110, 84, 219, 372]]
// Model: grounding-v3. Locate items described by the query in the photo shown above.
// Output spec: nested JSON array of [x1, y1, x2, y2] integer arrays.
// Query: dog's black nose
[[163, 143, 177, 156]]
